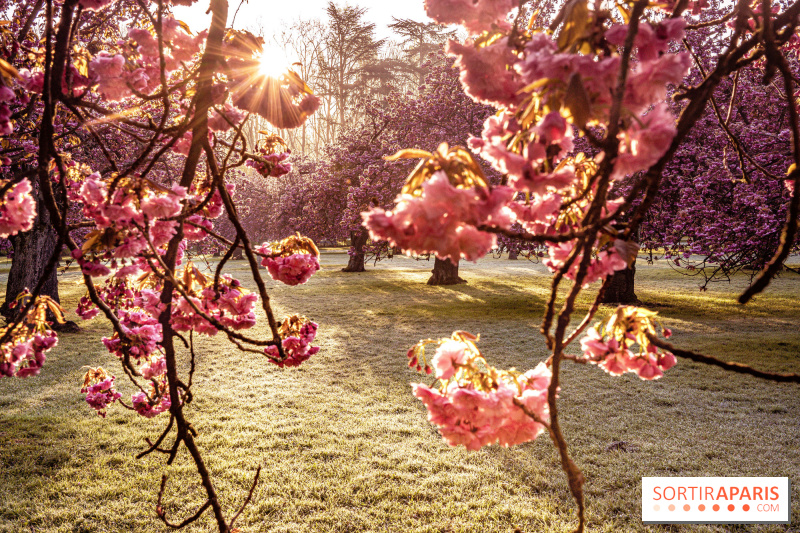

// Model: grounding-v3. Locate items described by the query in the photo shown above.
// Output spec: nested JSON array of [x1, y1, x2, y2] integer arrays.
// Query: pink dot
[[683, 504, 691, 511], [698, 504, 706, 511], [653, 505, 661, 511], [728, 504, 735, 512], [713, 504, 720, 511], [668, 504, 676, 511], [743, 504, 750, 512]]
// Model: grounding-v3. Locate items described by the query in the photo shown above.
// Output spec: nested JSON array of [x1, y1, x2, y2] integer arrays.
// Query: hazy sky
[[172, 0, 434, 41]]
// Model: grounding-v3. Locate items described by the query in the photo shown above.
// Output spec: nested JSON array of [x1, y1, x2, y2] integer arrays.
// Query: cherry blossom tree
[[635, 64, 799, 288], [1, 0, 322, 529]]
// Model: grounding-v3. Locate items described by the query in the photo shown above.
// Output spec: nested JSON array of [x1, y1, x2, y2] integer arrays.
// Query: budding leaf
[[564, 72, 591, 128]]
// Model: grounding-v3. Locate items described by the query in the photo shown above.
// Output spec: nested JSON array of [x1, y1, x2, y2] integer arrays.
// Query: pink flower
[[82, 376, 121, 417], [425, 0, 515, 34], [18, 69, 44, 94], [173, 133, 192, 156], [208, 104, 245, 132], [411, 362, 551, 450], [1, 332, 56, 379], [128, 28, 159, 59], [183, 214, 212, 240], [141, 193, 183, 219], [362, 172, 507, 263], [0, 85, 14, 103], [0, 104, 12, 135], [543, 240, 628, 287], [81, 260, 111, 277], [625, 54, 691, 113], [447, 38, 522, 107], [580, 324, 677, 380], [141, 355, 167, 379], [79, 0, 117, 10], [431, 339, 468, 379], [149, 220, 178, 247], [635, 352, 664, 380], [657, 351, 677, 371], [266, 321, 320, 368], [262, 253, 320, 286], [614, 104, 678, 179], [89, 53, 130, 100], [132, 390, 171, 418], [0, 179, 36, 238]]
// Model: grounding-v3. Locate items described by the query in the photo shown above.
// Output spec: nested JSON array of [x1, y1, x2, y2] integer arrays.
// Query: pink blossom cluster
[[82, 376, 122, 417], [102, 309, 163, 362], [88, 18, 207, 101], [258, 252, 320, 286], [265, 321, 319, 368], [0, 331, 58, 378], [71, 173, 226, 275], [362, 171, 514, 262], [78, 0, 117, 11], [0, 179, 36, 238], [424, 0, 515, 34], [580, 327, 677, 380], [71, 172, 186, 261], [446, 38, 522, 107], [76, 295, 101, 320], [208, 103, 246, 133], [76, 276, 138, 321], [0, 84, 14, 135], [246, 148, 292, 178], [132, 382, 171, 418], [543, 239, 629, 287], [18, 65, 90, 97], [412, 362, 552, 450], [467, 37, 682, 185], [170, 277, 258, 334]]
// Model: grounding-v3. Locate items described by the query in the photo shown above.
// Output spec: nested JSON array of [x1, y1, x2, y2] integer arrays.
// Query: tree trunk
[[427, 257, 466, 285], [1, 182, 61, 319], [342, 227, 368, 272], [508, 250, 519, 260], [599, 260, 639, 305]]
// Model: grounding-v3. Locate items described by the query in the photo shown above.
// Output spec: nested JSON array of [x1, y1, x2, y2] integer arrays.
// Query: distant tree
[[387, 18, 453, 88], [318, 2, 386, 136]]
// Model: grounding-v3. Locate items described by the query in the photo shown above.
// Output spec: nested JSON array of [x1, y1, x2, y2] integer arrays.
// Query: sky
[[172, 0, 435, 41]]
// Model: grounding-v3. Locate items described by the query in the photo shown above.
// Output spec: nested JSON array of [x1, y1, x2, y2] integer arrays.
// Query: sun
[[258, 45, 293, 79]]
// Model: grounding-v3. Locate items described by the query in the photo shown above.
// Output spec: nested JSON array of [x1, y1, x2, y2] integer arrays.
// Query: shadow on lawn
[[0, 417, 72, 475]]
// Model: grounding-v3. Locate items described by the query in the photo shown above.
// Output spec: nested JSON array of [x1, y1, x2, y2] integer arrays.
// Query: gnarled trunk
[[599, 260, 639, 304], [427, 257, 466, 285], [342, 227, 368, 272], [1, 182, 61, 319], [508, 250, 519, 260]]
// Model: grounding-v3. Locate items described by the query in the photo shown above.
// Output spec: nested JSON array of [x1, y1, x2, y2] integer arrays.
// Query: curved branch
[[648, 335, 800, 383]]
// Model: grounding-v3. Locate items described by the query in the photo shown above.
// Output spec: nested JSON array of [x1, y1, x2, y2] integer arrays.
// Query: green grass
[[0, 253, 798, 532]]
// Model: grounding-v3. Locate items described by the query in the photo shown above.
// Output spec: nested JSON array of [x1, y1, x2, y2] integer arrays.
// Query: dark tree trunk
[[599, 260, 639, 305], [508, 250, 519, 260], [1, 182, 61, 319], [427, 257, 466, 285], [342, 228, 368, 272]]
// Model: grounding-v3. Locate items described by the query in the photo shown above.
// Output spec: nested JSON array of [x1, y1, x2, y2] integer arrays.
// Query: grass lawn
[[0, 253, 798, 533]]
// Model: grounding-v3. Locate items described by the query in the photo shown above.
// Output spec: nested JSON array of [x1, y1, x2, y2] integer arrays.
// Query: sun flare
[[258, 46, 293, 79]]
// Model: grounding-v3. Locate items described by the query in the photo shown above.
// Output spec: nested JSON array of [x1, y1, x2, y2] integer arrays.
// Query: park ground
[[0, 252, 798, 533]]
